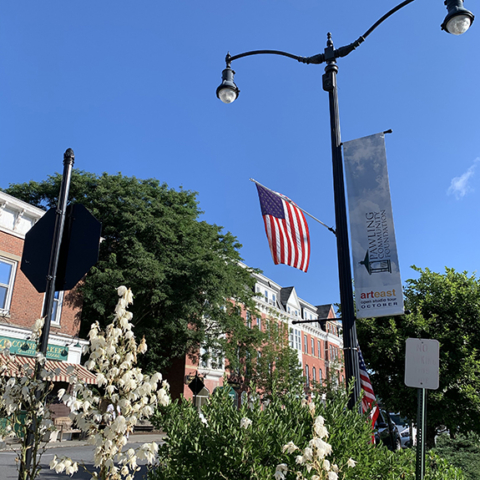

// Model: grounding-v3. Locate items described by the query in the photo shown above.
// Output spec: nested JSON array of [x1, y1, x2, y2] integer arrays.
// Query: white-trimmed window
[[295, 330, 301, 351], [43, 291, 64, 326], [0, 257, 16, 314], [312, 367, 316, 383], [304, 334, 308, 353], [305, 365, 309, 386], [311, 338, 315, 356]]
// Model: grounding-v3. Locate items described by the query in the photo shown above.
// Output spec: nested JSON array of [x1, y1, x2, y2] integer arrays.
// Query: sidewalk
[[0, 431, 167, 451]]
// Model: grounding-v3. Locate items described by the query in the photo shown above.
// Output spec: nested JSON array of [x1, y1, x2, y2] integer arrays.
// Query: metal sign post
[[21, 149, 75, 480], [416, 387, 427, 480], [404, 338, 440, 480]]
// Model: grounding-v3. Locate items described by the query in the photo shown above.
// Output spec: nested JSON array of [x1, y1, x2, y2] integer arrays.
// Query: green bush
[[149, 385, 464, 480], [432, 432, 480, 480]]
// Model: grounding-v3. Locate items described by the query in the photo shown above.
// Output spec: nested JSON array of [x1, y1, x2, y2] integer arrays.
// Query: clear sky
[[1, 1, 478, 312]]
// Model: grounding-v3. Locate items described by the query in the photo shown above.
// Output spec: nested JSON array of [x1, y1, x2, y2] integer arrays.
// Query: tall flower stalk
[[275, 399, 356, 480], [52, 286, 170, 480], [0, 317, 58, 480]]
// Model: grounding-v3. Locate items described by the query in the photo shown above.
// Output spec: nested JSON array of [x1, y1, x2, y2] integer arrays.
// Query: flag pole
[[250, 178, 336, 235]]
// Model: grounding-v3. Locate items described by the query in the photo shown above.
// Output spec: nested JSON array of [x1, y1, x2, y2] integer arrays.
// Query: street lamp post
[[216, 0, 474, 409]]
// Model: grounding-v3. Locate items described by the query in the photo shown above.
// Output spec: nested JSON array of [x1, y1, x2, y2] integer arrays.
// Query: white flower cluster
[[0, 317, 60, 476], [240, 417, 252, 429], [275, 402, 356, 480], [54, 286, 170, 480]]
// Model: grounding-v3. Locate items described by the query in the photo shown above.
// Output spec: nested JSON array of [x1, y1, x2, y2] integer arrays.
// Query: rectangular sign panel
[[405, 338, 440, 390], [0, 336, 68, 361], [343, 132, 404, 318]]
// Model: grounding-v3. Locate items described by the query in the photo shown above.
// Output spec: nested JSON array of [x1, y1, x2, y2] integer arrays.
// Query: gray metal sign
[[405, 338, 440, 390]]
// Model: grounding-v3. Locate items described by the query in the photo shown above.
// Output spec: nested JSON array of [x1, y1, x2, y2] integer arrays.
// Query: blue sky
[[1, 1, 478, 311]]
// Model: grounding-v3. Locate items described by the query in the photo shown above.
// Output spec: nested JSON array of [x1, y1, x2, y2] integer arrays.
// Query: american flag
[[255, 183, 310, 272], [358, 344, 379, 428]]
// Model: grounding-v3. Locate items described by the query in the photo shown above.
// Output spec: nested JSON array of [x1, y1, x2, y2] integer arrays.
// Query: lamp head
[[216, 66, 239, 104], [442, 0, 474, 34]]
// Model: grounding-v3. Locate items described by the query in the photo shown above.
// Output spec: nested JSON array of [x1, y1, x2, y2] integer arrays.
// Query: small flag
[[358, 344, 379, 429], [255, 183, 310, 272]]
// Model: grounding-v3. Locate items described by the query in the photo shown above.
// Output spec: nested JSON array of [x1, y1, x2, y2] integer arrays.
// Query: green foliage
[[149, 383, 463, 480], [432, 432, 480, 480], [248, 318, 304, 397], [150, 386, 312, 480], [3, 171, 259, 371], [357, 266, 480, 446]]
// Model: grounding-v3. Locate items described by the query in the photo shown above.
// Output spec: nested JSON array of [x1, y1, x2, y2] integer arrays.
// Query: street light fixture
[[216, 66, 239, 104], [216, 0, 474, 409], [442, 0, 474, 34]]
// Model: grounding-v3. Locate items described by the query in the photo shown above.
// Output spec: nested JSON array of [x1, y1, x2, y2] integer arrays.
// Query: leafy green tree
[[356, 266, 480, 447], [3, 171, 258, 371], [249, 317, 304, 397]]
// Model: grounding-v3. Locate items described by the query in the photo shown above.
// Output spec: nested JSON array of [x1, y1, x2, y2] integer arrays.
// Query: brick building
[[0, 191, 93, 379], [167, 267, 344, 407]]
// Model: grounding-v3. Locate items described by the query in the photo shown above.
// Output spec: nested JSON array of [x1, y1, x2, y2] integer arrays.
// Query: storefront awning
[[0, 354, 97, 385]]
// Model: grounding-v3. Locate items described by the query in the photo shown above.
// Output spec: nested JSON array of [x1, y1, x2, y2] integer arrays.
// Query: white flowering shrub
[[150, 381, 465, 480], [275, 401, 356, 480], [0, 317, 59, 480], [52, 286, 170, 480]]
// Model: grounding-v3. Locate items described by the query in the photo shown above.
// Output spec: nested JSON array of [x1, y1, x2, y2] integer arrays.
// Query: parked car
[[375, 410, 402, 450], [389, 413, 416, 448]]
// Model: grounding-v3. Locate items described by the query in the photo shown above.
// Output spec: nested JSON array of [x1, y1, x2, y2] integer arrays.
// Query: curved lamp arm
[[217, 0, 416, 102], [225, 0, 416, 67]]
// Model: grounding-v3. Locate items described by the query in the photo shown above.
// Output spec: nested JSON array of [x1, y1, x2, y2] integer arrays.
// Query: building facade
[[167, 266, 344, 407], [0, 191, 89, 369]]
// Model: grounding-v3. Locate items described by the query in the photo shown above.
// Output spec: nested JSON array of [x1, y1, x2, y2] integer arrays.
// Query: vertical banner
[[343, 132, 404, 318]]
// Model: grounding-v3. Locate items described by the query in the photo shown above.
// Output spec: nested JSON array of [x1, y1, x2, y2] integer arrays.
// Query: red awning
[[0, 354, 97, 385]]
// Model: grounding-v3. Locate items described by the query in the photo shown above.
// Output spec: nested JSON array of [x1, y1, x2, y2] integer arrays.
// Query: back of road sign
[[404, 338, 439, 390], [21, 204, 101, 292]]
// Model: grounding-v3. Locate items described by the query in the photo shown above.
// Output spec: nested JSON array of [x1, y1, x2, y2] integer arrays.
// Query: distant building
[[166, 266, 344, 407], [0, 191, 94, 384]]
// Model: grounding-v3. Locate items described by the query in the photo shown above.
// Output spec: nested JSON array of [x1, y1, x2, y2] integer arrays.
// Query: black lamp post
[[216, 0, 474, 410]]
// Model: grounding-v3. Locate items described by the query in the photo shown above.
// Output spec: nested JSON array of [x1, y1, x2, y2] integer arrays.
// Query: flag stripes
[[358, 344, 379, 429], [256, 184, 310, 272]]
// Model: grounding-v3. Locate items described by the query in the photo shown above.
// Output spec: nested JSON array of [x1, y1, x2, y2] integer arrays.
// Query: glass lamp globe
[[446, 14, 472, 34], [218, 87, 238, 104]]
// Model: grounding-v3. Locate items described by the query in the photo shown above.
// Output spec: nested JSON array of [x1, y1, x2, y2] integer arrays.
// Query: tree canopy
[[356, 266, 480, 446], [3, 171, 259, 371]]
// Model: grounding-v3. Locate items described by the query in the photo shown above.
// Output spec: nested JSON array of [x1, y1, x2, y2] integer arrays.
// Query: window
[[264, 290, 268, 302], [257, 316, 261, 330], [291, 329, 302, 351], [50, 291, 64, 325], [0, 258, 16, 313], [294, 330, 301, 351], [319, 368, 323, 384], [200, 346, 209, 368], [304, 334, 308, 353], [305, 365, 309, 386], [311, 338, 315, 356], [246, 312, 252, 328], [272, 293, 276, 305], [312, 367, 316, 383], [318, 340, 321, 358]]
